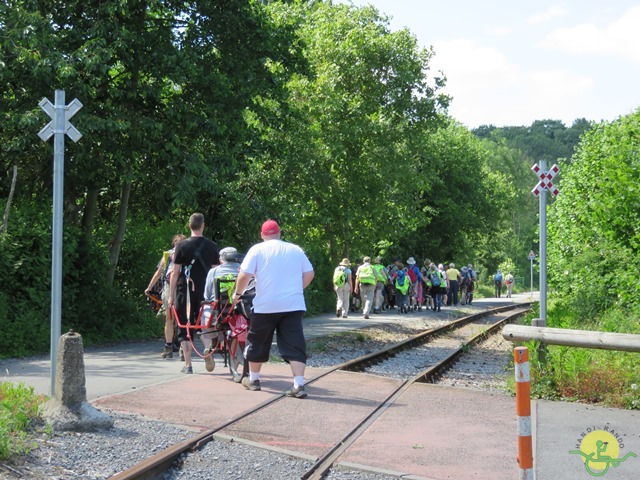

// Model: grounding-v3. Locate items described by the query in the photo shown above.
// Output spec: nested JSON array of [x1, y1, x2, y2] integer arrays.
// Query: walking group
[[333, 257, 478, 319]]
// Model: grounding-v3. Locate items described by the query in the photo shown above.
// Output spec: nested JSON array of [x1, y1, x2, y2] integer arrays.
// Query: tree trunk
[[106, 180, 131, 286], [2, 165, 18, 238], [81, 186, 100, 236]]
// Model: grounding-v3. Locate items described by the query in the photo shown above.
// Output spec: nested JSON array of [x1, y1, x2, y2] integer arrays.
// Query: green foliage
[[0, 201, 162, 358], [548, 108, 640, 316], [0, 382, 45, 460]]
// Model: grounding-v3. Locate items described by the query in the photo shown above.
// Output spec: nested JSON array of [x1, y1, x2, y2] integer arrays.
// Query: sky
[[341, 1, 640, 129]]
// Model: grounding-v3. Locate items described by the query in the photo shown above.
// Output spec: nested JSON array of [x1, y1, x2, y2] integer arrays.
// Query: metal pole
[[50, 89, 65, 396], [530, 258, 533, 301], [539, 160, 547, 327], [514, 347, 534, 479]]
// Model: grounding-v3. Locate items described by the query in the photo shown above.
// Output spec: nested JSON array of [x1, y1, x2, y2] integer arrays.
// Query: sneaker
[[342, 315, 348, 319], [364, 315, 370, 319], [161, 345, 173, 359], [181, 365, 193, 374], [203, 348, 215, 372], [285, 385, 307, 399], [179, 347, 185, 362], [336, 308, 342, 317], [242, 376, 261, 391]]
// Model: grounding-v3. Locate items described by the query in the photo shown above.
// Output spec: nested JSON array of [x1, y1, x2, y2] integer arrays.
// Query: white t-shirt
[[240, 239, 314, 314]]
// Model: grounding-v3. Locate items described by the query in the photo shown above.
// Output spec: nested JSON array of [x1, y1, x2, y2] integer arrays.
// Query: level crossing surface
[[2, 292, 640, 478]]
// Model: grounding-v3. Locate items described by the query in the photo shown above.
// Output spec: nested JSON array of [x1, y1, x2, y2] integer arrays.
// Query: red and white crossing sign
[[531, 163, 560, 196]]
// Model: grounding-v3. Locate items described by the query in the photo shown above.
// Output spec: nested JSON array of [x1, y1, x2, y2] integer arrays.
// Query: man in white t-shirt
[[232, 219, 314, 398]]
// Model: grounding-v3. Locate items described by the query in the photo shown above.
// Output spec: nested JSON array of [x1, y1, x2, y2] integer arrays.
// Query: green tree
[[548, 109, 640, 316], [236, 1, 449, 263]]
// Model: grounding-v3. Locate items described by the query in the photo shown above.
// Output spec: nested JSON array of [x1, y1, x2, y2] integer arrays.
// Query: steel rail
[[300, 306, 530, 480], [110, 303, 528, 479]]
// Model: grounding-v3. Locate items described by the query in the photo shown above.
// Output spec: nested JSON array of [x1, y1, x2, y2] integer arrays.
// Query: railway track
[[111, 303, 530, 480]]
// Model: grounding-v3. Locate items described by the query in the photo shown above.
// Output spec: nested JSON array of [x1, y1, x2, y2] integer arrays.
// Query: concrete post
[[41, 330, 113, 431]]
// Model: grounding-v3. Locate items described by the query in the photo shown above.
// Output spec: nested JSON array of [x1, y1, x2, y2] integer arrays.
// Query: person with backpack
[[372, 257, 388, 314], [426, 263, 444, 312], [420, 259, 434, 310], [168, 213, 219, 374], [333, 258, 352, 318], [466, 264, 477, 304], [355, 256, 377, 319], [392, 264, 410, 313], [145, 233, 186, 359], [494, 269, 503, 298], [406, 257, 423, 311], [505, 271, 515, 298]]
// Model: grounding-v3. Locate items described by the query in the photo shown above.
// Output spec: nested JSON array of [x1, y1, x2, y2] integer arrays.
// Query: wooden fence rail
[[502, 324, 640, 353]]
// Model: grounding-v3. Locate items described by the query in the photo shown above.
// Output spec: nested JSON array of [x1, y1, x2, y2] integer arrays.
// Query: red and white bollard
[[514, 346, 534, 479]]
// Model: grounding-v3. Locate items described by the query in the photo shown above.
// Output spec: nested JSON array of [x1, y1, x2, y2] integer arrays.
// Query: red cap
[[261, 219, 280, 236]]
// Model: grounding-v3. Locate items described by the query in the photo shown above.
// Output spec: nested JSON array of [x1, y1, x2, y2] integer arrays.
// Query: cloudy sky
[[343, 1, 640, 129]]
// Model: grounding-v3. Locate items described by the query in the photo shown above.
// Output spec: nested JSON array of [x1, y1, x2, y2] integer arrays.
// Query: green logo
[[569, 428, 637, 477]]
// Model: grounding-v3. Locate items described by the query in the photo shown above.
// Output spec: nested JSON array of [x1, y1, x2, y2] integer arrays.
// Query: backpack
[[505, 274, 514, 285], [407, 266, 418, 283], [395, 270, 410, 294], [333, 267, 346, 287], [359, 264, 376, 284], [494, 272, 503, 282], [429, 271, 441, 287], [464, 270, 473, 286]]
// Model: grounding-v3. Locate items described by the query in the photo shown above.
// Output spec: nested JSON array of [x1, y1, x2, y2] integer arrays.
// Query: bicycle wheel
[[228, 336, 246, 383]]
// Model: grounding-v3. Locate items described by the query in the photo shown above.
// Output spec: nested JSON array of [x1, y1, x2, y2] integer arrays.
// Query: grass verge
[[0, 382, 47, 460]]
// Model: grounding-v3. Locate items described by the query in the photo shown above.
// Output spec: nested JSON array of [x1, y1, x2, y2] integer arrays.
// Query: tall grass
[[512, 301, 640, 410]]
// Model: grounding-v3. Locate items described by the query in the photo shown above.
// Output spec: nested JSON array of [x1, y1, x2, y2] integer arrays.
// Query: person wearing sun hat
[[232, 219, 315, 399], [333, 258, 352, 318]]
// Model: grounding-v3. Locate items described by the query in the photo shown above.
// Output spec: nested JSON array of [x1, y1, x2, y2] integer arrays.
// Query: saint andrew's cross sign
[[531, 163, 560, 196]]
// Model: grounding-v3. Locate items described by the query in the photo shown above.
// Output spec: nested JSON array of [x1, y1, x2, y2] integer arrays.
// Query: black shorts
[[245, 311, 307, 364]]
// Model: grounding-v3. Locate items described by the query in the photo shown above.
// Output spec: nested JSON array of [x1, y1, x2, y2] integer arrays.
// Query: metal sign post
[[38, 90, 83, 396], [527, 250, 536, 300], [531, 161, 560, 327]]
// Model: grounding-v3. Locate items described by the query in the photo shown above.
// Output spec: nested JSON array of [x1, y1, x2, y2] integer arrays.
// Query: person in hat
[[199, 246, 243, 372], [405, 257, 423, 311], [333, 258, 353, 318], [232, 219, 314, 399], [372, 256, 388, 314]]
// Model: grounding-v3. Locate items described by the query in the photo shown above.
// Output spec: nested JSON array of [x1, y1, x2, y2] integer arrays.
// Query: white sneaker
[[203, 348, 215, 372]]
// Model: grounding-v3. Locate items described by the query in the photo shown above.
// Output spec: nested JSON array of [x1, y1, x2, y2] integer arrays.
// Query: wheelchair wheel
[[228, 336, 246, 383]]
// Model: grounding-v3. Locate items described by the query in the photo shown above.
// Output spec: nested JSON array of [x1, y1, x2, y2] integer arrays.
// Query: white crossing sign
[[531, 163, 560, 196], [38, 97, 83, 142]]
